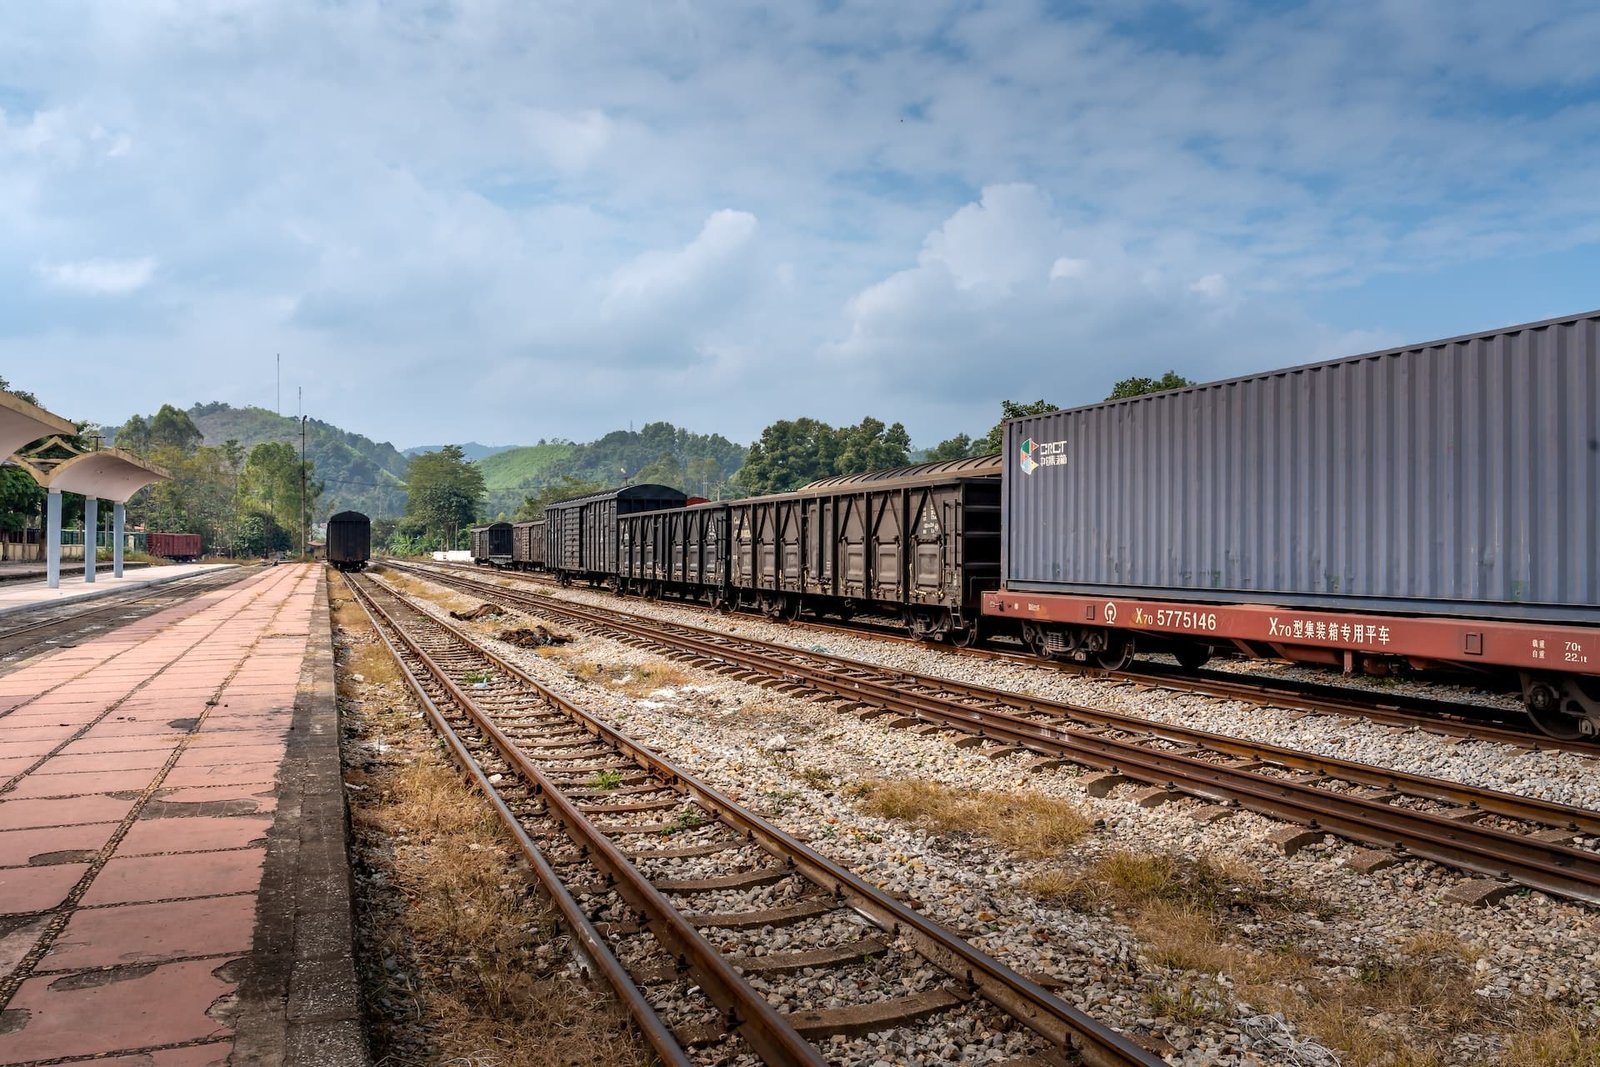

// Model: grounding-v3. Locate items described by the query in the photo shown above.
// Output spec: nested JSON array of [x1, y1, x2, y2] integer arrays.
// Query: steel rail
[[365, 570, 1164, 1067], [348, 575, 830, 1066], [398, 565, 1600, 905], [427, 559, 1576, 751], [342, 574, 693, 1066]]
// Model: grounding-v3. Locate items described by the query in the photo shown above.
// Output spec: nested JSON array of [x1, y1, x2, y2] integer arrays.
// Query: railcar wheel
[[1523, 678, 1590, 740], [1095, 635, 1136, 670], [949, 624, 980, 648], [1172, 644, 1212, 671]]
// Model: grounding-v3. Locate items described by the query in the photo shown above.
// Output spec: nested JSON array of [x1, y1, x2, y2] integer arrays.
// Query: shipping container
[[325, 511, 371, 571], [1000, 310, 1600, 624]]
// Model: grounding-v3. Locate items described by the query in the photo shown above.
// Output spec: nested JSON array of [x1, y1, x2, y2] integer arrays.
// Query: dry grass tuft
[[334, 578, 653, 1067], [542, 652, 694, 698], [1023, 845, 1596, 1066], [853, 779, 1094, 858]]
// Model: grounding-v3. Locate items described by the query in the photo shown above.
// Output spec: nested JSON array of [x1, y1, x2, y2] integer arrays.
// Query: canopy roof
[[0, 392, 76, 464], [18, 444, 170, 503]]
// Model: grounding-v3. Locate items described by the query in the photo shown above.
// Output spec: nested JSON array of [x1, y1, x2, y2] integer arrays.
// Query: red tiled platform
[[0, 564, 363, 1066]]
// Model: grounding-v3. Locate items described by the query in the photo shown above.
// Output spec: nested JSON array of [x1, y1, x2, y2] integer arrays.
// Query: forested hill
[[112, 402, 411, 519], [479, 422, 746, 516]]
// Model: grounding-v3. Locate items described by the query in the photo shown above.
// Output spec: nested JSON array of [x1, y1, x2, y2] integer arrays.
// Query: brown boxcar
[[148, 532, 202, 562], [543, 484, 688, 585], [511, 519, 546, 570], [469, 522, 513, 566]]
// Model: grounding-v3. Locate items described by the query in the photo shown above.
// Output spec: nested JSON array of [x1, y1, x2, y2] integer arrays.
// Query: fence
[[0, 528, 146, 562]]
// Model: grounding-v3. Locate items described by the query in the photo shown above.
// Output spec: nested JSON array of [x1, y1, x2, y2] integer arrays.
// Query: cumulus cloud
[[36, 257, 157, 295]]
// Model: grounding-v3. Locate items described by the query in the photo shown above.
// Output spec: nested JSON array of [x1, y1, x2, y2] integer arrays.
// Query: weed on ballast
[[588, 769, 623, 791]]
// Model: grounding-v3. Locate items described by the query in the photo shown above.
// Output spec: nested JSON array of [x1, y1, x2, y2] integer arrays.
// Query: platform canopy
[[25, 445, 170, 503], [0, 391, 76, 464]]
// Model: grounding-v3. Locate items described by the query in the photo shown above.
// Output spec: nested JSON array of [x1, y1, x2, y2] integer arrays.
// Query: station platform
[[0, 563, 365, 1066], [0, 561, 150, 586], [0, 563, 239, 620]]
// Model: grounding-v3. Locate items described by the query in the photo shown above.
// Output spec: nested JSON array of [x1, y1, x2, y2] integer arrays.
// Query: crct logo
[[1018, 436, 1067, 474], [1019, 438, 1040, 475]]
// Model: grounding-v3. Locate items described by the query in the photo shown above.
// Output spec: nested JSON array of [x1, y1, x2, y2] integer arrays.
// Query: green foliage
[[404, 446, 485, 547], [513, 475, 607, 521], [736, 416, 911, 495], [1106, 370, 1193, 401], [113, 403, 410, 520], [0, 467, 44, 532], [924, 433, 977, 461], [478, 423, 745, 513], [976, 399, 1057, 454]]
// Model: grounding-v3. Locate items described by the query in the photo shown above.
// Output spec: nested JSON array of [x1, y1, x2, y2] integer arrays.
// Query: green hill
[[111, 402, 412, 519]]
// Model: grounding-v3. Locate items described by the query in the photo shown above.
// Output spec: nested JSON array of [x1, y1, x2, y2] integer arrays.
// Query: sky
[[3, 0, 1599, 452]]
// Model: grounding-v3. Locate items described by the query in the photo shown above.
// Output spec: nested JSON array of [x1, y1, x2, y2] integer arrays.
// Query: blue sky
[[2, 0, 1598, 450]]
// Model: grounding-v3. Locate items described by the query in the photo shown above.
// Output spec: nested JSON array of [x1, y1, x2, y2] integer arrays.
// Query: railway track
[[387, 560, 1600, 906], [0, 565, 259, 667], [428, 560, 1572, 751], [343, 570, 1163, 1066]]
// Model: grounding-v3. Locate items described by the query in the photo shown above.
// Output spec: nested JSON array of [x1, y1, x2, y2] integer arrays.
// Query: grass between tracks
[[331, 578, 653, 1067], [854, 772, 1595, 1066]]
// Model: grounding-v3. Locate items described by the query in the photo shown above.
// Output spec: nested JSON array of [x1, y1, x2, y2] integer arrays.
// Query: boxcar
[[983, 308, 1600, 736], [615, 458, 1001, 643], [148, 532, 202, 562], [544, 485, 689, 585], [469, 522, 513, 567], [325, 511, 371, 572], [511, 519, 546, 571]]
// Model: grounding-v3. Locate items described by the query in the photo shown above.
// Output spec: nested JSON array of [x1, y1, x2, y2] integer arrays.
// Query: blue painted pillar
[[46, 489, 62, 590], [114, 503, 125, 578], [84, 496, 98, 583]]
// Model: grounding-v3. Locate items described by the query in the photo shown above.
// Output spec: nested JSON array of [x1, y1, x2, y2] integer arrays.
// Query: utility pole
[[277, 354, 281, 417], [300, 412, 308, 559]]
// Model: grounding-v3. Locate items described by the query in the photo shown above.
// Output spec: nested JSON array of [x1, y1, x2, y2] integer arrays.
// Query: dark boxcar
[[512, 519, 546, 570], [617, 501, 729, 601], [148, 532, 202, 562], [469, 522, 513, 566], [544, 484, 688, 584], [721, 456, 1002, 639], [325, 511, 371, 572]]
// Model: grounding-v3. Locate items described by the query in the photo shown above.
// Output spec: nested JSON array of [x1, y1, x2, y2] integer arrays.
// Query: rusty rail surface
[[348, 570, 1162, 1067], [392, 562, 1600, 905]]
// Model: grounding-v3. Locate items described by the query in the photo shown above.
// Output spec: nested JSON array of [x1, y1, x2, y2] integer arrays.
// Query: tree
[[146, 404, 204, 454], [736, 418, 841, 495], [1106, 370, 1193, 401], [513, 476, 605, 521], [835, 417, 911, 475], [404, 445, 486, 547], [976, 399, 1057, 454]]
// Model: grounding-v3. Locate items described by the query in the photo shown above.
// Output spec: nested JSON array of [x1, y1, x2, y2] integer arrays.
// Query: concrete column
[[84, 496, 98, 583], [46, 489, 62, 590], [114, 503, 125, 578]]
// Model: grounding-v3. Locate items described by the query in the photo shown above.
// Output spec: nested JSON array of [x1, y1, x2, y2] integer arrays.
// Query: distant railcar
[[147, 532, 202, 562], [511, 519, 546, 570], [469, 522, 514, 567], [325, 511, 371, 572]]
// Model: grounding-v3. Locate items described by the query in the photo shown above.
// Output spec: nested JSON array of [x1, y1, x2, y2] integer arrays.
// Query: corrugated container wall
[[1003, 312, 1600, 622]]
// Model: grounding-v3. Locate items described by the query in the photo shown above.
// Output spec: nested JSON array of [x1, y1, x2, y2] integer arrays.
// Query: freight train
[[471, 310, 1600, 738]]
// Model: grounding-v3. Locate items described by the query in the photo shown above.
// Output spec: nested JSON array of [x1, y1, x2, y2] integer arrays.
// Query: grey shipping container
[[1002, 309, 1600, 623]]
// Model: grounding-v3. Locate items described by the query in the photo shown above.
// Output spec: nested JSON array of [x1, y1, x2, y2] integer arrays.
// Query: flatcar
[[469, 522, 513, 567], [147, 532, 202, 562], [511, 519, 546, 571], [981, 308, 1600, 738], [325, 511, 371, 572]]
